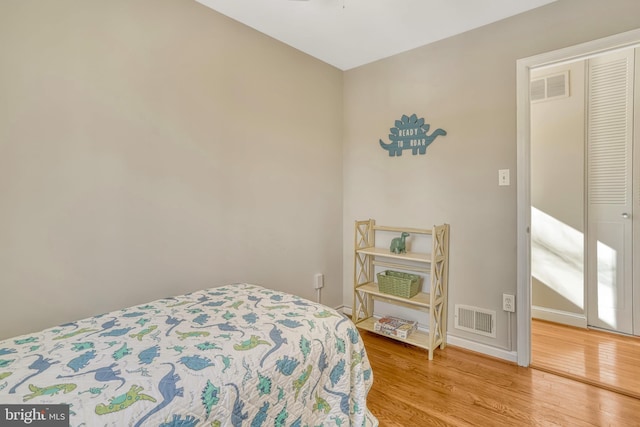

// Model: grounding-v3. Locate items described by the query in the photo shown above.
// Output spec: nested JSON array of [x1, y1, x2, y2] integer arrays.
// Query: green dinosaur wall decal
[[379, 113, 446, 156]]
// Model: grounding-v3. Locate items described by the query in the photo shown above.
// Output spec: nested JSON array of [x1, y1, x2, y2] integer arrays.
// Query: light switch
[[498, 169, 510, 186]]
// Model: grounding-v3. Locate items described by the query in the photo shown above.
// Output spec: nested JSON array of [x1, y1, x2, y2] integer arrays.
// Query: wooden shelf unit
[[353, 219, 450, 360]]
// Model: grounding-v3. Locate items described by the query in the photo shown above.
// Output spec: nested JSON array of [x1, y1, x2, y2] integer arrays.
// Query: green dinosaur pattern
[[201, 380, 220, 418], [196, 341, 221, 351], [0, 360, 14, 368], [313, 393, 331, 414], [167, 345, 186, 354], [0, 284, 376, 427], [23, 383, 77, 401], [129, 325, 158, 341], [257, 373, 272, 396], [71, 342, 94, 352], [229, 300, 244, 310], [233, 335, 270, 351], [176, 331, 210, 340], [14, 337, 39, 345], [112, 343, 131, 361], [274, 404, 288, 427], [79, 385, 108, 396], [314, 310, 339, 319], [94, 385, 156, 415], [293, 365, 313, 399], [52, 328, 96, 340]]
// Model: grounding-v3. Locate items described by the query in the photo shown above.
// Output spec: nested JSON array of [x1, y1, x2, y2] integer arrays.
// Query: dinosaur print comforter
[[0, 283, 378, 426]]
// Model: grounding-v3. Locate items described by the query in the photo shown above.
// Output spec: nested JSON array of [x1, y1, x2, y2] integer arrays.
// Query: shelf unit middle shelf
[[355, 247, 437, 310], [355, 282, 434, 310]]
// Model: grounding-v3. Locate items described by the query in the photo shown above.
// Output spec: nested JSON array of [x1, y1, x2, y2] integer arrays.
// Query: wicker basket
[[377, 270, 421, 298]]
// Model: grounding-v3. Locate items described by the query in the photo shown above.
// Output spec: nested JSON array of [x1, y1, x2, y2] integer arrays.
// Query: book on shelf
[[373, 316, 418, 339]]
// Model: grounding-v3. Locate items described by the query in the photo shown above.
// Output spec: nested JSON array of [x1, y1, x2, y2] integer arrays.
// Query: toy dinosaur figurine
[[390, 232, 409, 254]]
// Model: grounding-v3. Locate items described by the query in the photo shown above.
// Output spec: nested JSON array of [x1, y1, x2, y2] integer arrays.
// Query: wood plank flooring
[[360, 330, 640, 426], [531, 318, 640, 400]]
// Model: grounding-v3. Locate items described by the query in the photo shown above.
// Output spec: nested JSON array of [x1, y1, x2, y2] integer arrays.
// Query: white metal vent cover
[[454, 304, 496, 338], [530, 71, 569, 102]]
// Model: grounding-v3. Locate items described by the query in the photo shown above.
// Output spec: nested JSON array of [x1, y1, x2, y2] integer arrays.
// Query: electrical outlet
[[314, 273, 324, 289], [502, 294, 515, 312]]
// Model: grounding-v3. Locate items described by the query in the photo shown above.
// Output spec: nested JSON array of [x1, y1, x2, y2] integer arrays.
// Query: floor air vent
[[454, 304, 496, 338]]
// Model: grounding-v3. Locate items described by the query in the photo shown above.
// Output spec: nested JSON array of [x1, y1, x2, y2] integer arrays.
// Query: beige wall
[[0, 0, 343, 339], [2, 0, 640, 358], [343, 0, 640, 351]]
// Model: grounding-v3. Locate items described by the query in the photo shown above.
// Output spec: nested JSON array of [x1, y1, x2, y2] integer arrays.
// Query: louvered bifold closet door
[[586, 48, 635, 334]]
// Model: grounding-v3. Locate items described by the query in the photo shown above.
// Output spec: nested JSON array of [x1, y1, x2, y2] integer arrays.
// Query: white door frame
[[516, 28, 640, 367]]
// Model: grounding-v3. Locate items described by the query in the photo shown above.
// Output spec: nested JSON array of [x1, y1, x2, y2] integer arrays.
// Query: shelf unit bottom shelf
[[355, 317, 432, 351]]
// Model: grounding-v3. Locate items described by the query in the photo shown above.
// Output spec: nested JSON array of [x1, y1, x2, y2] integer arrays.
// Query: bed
[[0, 283, 378, 426]]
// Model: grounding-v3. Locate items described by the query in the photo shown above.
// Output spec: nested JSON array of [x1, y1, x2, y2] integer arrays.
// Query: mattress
[[0, 283, 378, 426]]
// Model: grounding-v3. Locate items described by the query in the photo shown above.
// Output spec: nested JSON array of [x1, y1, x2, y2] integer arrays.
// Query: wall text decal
[[379, 114, 446, 156]]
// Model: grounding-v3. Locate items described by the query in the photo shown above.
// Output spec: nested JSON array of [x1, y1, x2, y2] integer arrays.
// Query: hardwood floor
[[360, 330, 640, 426], [531, 318, 640, 400]]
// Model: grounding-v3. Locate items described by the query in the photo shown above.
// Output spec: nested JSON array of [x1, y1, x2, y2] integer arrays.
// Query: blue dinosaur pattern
[[179, 355, 214, 371], [134, 363, 184, 427], [67, 350, 96, 372], [8, 354, 59, 394], [138, 345, 161, 365], [0, 284, 377, 427]]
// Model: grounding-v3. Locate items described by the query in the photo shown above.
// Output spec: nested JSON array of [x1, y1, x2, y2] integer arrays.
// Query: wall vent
[[454, 304, 496, 338], [530, 71, 569, 103]]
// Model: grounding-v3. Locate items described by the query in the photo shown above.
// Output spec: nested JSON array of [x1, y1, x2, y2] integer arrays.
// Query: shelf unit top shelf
[[356, 247, 431, 263]]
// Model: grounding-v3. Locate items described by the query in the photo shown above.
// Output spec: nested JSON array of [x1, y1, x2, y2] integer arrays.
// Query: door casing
[[516, 28, 640, 367]]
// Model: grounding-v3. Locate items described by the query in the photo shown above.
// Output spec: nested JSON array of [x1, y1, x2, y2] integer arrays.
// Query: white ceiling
[[195, 0, 556, 70]]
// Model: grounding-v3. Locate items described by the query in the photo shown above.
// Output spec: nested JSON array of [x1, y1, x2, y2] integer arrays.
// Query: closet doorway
[[516, 29, 640, 374], [524, 32, 640, 396], [530, 47, 639, 336]]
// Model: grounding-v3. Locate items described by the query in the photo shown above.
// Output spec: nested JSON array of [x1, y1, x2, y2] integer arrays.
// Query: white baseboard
[[446, 335, 517, 363], [341, 306, 518, 363], [532, 305, 587, 328]]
